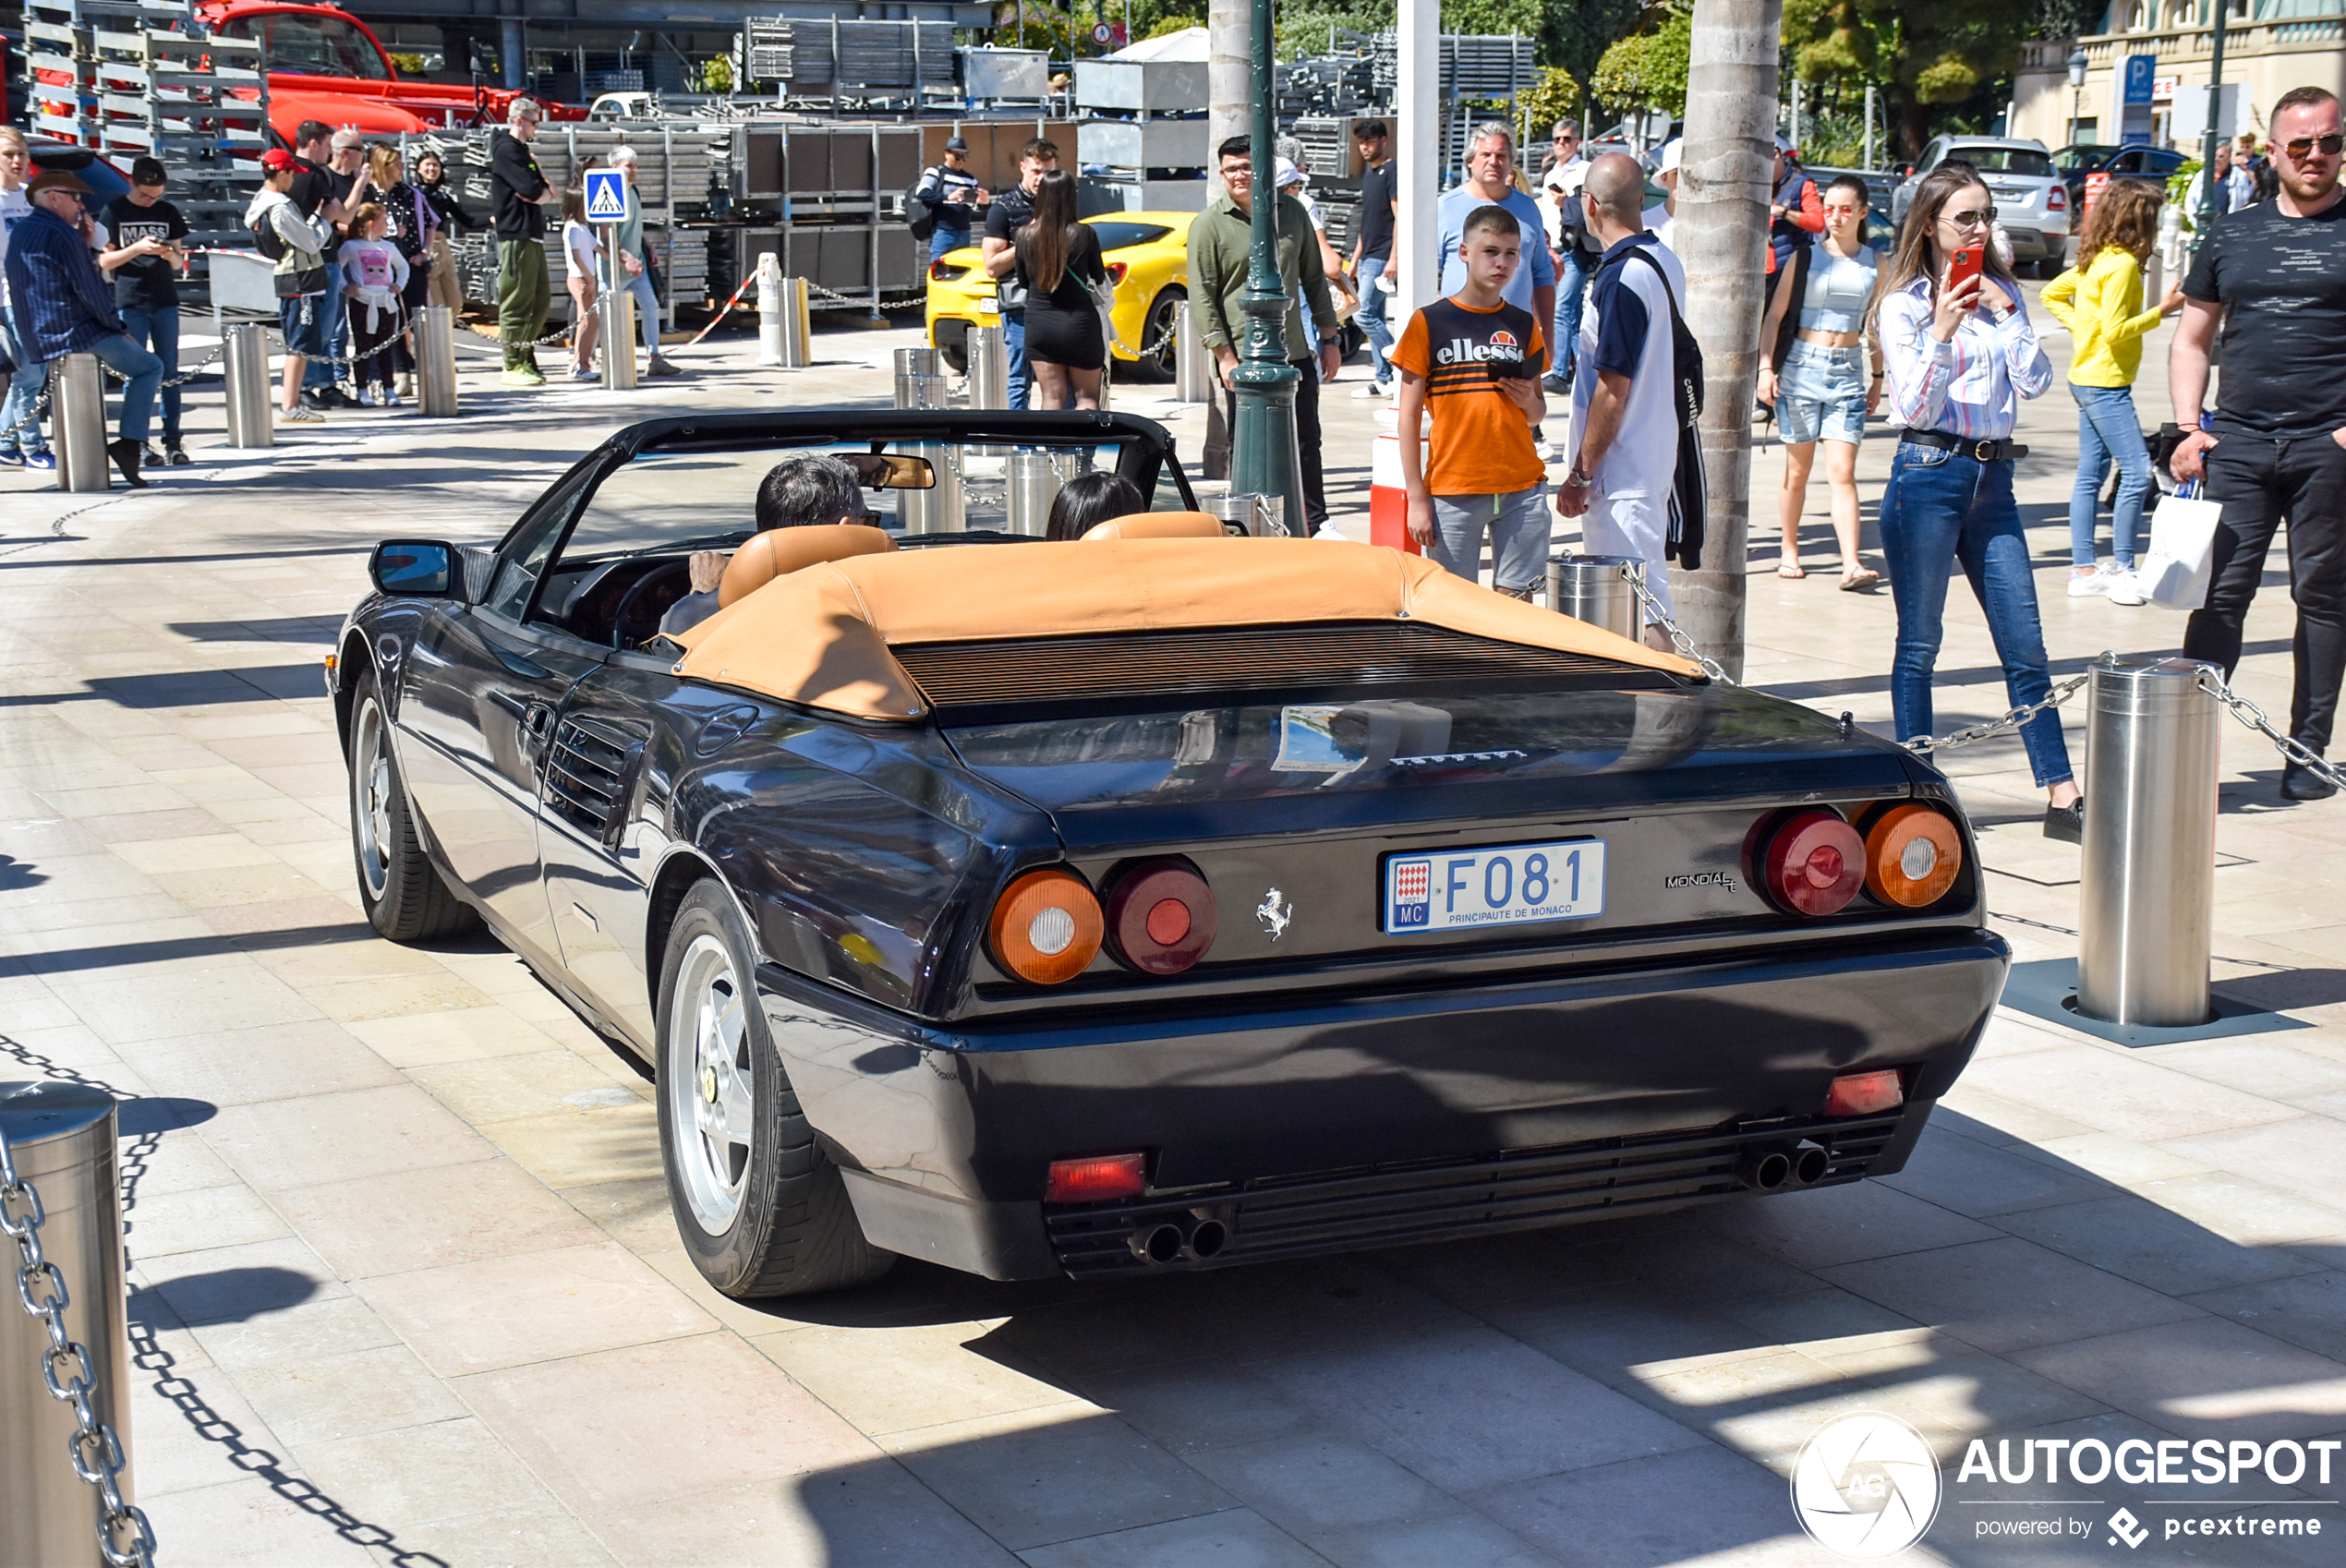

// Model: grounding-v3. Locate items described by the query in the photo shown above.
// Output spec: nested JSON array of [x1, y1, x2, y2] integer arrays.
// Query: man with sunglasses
[[2171, 85, 2346, 802]]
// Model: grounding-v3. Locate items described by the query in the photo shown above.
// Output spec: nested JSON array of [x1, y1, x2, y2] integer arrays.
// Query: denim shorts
[[279, 292, 327, 358], [1777, 339, 1867, 447]]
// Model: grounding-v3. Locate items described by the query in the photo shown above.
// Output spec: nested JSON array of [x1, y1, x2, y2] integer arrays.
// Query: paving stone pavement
[[1, 300, 2341, 1568]]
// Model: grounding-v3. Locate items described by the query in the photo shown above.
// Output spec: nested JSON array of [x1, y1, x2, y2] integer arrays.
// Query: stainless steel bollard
[[1204, 492, 1288, 537], [896, 443, 966, 534], [777, 276, 813, 368], [50, 354, 108, 492], [1005, 448, 1067, 536], [966, 324, 1008, 410], [2, 1080, 134, 1568], [1174, 302, 1212, 404], [894, 348, 945, 410], [756, 251, 784, 367], [599, 285, 638, 391], [1546, 554, 1645, 640], [2076, 654, 2222, 1027], [222, 323, 273, 448], [414, 306, 460, 417]]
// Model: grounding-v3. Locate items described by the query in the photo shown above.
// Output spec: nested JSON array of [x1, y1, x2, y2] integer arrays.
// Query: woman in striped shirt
[[1873, 162, 2082, 842]]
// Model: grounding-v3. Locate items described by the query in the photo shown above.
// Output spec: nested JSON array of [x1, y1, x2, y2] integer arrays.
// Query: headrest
[[718, 525, 895, 608], [1080, 511, 1225, 542]]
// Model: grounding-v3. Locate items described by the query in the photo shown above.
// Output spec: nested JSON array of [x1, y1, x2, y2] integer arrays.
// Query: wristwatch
[[1564, 467, 1592, 490]]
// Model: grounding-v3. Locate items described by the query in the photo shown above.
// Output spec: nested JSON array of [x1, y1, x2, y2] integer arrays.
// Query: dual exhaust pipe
[[1737, 1140, 1832, 1193], [1129, 1208, 1232, 1265]]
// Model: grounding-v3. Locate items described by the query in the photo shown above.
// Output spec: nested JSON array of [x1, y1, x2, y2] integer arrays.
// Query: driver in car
[[659, 454, 869, 636]]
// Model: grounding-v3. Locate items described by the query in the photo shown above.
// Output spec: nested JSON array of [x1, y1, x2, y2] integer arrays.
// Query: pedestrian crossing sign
[[584, 169, 626, 223]]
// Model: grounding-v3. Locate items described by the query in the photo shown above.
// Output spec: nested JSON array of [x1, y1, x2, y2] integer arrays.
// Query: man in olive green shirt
[[1187, 136, 1342, 529]]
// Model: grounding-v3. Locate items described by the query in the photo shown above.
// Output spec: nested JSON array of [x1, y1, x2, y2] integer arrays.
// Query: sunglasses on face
[[1941, 207, 1996, 230], [2282, 133, 2344, 160]]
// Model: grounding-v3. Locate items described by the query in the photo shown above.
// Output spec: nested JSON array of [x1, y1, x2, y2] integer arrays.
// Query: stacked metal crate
[[24, 0, 269, 249], [743, 18, 955, 98]]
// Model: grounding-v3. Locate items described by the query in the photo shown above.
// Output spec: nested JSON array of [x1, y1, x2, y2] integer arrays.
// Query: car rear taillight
[[1106, 261, 1129, 285], [1860, 802, 1963, 908], [928, 259, 959, 281], [1824, 1069, 1905, 1117], [1758, 809, 1865, 916], [2048, 185, 2067, 211], [988, 868, 1104, 984], [1105, 860, 1217, 975], [1045, 1152, 1145, 1202]]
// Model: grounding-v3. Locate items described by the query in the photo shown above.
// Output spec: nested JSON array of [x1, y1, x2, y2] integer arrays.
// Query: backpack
[[1620, 245, 1708, 571], [252, 205, 287, 260], [904, 166, 940, 244]]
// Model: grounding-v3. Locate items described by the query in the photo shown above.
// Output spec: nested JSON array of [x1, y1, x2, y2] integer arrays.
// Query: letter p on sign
[[585, 169, 626, 223]]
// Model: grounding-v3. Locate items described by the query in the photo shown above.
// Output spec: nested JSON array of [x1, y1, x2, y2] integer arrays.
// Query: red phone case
[[1949, 247, 1983, 289]]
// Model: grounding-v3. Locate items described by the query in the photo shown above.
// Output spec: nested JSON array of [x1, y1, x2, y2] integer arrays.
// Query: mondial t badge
[[1256, 887, 1291, 942]]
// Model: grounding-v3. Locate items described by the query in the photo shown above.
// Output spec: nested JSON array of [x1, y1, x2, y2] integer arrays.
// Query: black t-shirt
[[102, 197, 187, 310], [1014, 223, 1106, 311], [289, 158, 354, 259], [1357, 159, 1396, 262], [985, 184, 1035, 247], [490, 129, 550, 242], [2183, 196, 2346, 439]]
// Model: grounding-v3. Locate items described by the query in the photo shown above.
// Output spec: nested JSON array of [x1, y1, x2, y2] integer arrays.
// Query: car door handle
[[519, 701, 556, 760]]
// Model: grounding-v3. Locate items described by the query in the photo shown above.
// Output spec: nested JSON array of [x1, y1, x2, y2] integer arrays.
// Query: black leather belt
[[1902, 428, 2028, 462]]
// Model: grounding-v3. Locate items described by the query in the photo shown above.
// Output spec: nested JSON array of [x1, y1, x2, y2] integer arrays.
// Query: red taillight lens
[[1105, 860, 1217, 975], [1045, 1152, 1145, 1203], [928, 259, 958, 281], [1106, 261, 1129, 285], [2048, 186, 2067, 211], [988, 868, 1105, 984], [1861, 802, 1963, 908], [1824, 1069, 1905, 1117], [1760, 809, 1865, 916]]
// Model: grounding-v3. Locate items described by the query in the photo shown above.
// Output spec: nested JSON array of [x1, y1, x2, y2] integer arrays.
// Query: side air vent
[[891, 621, 1675, 713], [545, 719, 643, 848]]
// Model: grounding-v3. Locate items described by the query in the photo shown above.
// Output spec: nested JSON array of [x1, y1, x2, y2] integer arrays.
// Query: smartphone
[[1947, 247, 1984, 293]]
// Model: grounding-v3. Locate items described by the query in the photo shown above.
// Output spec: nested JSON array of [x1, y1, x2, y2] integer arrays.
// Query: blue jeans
[[1879, 440, 2074, 787], [1356, 255, 1396, 385], [305, 282, 346, 389], [117, 306, 180, 441], [614, 268, 661, 360], [928, 225, 971, 268], [2070, 383, 2151, 569], [1551, 247, 1589, 385], [0, 305, 49, 455], [1004, 309, 1030, 411]]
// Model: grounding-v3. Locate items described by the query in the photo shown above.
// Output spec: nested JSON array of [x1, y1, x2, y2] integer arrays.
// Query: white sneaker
[[1533, 435, 1554, 463], [1351, 382, 1390, 400], [2067, 564, 2111, 597], [2106, 565, 2147, 605]]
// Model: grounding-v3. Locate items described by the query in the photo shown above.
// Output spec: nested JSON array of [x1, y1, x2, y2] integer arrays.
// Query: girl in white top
[[1756, 173, 1881, 588], [336, 203, 410, 406], [562, 189, 599, 380]]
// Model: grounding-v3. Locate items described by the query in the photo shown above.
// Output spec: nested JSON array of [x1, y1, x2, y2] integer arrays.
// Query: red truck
[[194, 2, 586, 139]]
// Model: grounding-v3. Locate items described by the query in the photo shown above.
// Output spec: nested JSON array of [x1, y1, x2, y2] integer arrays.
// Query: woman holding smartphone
[[1873, 162, 2082, 841]]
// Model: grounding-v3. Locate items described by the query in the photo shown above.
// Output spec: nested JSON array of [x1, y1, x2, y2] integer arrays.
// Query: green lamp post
[[1226, 0, 1303, 532]]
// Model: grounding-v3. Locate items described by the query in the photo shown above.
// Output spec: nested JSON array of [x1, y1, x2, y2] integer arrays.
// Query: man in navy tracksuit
[[4, 169, 163, 488]]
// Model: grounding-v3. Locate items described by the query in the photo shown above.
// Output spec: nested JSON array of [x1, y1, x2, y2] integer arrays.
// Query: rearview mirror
[[848, 452, 936, 490], [370, 540, 462, 597]]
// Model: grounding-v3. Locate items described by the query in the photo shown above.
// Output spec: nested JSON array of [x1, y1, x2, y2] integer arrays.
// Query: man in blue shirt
[[4, 170, 163, 488], [1437, 123, 1557, 341]]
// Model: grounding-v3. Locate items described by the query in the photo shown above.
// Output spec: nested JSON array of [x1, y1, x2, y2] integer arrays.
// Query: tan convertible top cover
[[668, 537, 1698, 720]]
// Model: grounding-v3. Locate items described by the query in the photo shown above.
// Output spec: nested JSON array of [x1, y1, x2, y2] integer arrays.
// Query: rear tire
[[346, 671, 479, 942], [656, 880, 893, 1298]]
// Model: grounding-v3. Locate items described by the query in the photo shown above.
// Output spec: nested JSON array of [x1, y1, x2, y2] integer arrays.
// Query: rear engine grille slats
[[1042, 1114, 1904, 1275], [892, 622, 1662, 710], [545, 721, 634, 836]]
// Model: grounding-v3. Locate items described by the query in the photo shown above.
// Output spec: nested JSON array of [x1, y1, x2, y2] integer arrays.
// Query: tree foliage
[[1591, 3, 1692, 118], [1799, 0, 2038, 149]]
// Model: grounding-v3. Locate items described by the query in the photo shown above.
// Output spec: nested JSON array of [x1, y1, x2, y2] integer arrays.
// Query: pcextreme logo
[[1790, 1412, 1943, 1559]]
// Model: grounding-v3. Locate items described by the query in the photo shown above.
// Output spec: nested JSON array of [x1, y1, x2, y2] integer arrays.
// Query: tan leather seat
[[1079, 511, 1226, 542], [718, 524, 895, 608]]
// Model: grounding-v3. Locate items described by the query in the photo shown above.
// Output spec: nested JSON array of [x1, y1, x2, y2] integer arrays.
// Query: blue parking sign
[[584, 168, 627, 223]]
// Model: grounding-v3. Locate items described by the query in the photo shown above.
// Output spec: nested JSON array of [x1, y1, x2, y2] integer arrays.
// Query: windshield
[[2055, 144, 2120, 173], [221, 13, 391, 79], [1952, 146, 2054, 177], [1086, 221, 1171, 252]]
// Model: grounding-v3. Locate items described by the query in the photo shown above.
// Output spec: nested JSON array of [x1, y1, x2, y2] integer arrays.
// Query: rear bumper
[[759, 926, 2008, 1280]]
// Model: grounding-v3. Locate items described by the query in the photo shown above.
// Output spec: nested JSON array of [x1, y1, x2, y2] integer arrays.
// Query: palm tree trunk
[[1671, 0, 1782, 681], [1208, 0, 1248, 200]]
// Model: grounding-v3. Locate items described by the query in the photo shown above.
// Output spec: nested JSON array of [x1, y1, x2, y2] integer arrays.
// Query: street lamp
[[2067, 45, 2090, 150], [1227, 0, 1303, 532]]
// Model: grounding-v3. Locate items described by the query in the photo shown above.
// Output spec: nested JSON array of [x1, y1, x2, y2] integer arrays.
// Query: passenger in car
[[1044, 471, 1145, 540], [659, 454, 868, 636]]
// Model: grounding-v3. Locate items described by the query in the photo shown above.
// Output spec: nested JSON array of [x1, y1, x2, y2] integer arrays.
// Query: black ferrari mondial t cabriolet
[[331, 410, 2006, 1298]]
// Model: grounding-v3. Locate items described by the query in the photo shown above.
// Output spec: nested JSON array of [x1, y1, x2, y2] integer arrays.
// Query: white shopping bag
[[2136, 478, 2223, 612]]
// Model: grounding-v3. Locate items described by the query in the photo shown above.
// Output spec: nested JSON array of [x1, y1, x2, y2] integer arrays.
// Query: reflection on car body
[[330, 410, 2007, 1299]]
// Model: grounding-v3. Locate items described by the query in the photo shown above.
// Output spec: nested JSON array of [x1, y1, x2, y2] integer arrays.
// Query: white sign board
[[584, 168, 627, 223], [2169, 83, 2243, 146]]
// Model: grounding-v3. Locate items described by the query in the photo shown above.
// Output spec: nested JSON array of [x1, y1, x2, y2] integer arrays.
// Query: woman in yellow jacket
[[2039, 180, 2184, 604]]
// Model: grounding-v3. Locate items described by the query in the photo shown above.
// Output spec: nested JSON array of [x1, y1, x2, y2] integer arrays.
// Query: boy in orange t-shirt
[[1390, 204, 1549, 597]]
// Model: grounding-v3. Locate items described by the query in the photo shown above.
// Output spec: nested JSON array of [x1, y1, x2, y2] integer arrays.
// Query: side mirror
[[370, 540, 463, 597]]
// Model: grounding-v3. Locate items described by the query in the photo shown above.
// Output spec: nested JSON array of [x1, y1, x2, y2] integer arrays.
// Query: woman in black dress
[[1014, 171, 1109, 409]]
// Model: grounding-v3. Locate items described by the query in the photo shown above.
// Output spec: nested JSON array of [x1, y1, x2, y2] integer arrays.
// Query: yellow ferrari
[[925, 211, 1196, 380]]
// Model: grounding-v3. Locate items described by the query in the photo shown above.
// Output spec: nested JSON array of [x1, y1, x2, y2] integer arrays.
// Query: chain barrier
[[1624, 572, 1737, 686], [2197, 668, 2346, 790], [1900, 672, 2093, 756], [0, 1131, 157, 1568]]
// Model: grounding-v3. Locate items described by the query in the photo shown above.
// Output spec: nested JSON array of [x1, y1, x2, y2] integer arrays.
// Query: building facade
[[2013, 0, 2345, 151]]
